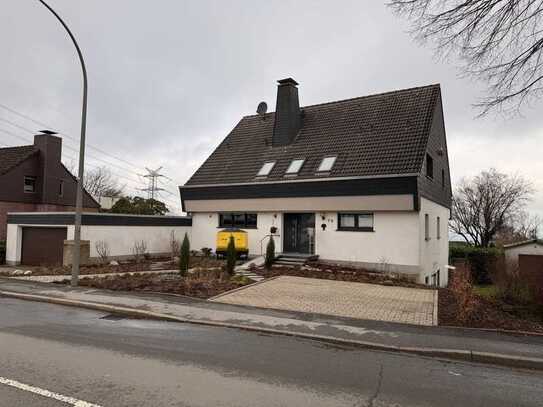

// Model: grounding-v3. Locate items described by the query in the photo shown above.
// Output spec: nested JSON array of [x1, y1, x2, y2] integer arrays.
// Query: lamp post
[[38, 0, 87, 286]]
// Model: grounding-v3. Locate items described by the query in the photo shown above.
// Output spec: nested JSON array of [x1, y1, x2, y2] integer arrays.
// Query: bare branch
[[389, 0, 543, 115]]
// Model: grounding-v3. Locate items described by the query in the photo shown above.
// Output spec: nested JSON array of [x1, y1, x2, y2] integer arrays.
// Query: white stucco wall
[[418, 197, 450, 286], [505, 243, 543, 266], [315, 211, 421, 273], [76, 225, 191, 258], [5, 223, 191, 264], [190, 212, 282, 257]]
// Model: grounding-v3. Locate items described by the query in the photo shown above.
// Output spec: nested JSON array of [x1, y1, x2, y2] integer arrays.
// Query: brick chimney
[[272, 78, 301, 146], [34, 131, 62, 202]]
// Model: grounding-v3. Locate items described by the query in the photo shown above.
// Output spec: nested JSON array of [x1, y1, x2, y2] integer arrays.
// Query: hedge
[[449, 245, 503, 285]]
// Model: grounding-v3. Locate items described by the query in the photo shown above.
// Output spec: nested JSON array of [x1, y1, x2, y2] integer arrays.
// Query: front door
[[283, 213, 315, 254]]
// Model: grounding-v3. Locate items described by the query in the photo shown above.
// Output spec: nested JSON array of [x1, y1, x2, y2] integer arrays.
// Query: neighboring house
[[504, 239, 543, 268], [0, 132, 100, 240], [180, 78, 452, 286]]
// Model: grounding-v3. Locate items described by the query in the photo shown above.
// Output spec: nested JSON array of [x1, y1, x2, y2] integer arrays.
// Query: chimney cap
[[277, 77, 298, 86], [38, 130, 58, 135]]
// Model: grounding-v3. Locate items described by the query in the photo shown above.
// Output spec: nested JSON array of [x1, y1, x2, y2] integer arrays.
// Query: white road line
[[0, 376, 102, 406]]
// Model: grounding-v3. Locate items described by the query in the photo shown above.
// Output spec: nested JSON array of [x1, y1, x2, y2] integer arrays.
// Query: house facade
[[180, 79, 452, 286], [0, 132, 100, 240]]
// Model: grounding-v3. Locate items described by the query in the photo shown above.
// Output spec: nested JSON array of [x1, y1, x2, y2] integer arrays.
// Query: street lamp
[[38, 0, 87, 286]]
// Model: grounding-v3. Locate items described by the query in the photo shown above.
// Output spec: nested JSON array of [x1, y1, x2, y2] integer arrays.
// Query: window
[[219, 213, 258, 229], [317, 156, 337, 172], [24, 176, 36, 193], [425, 213, 430, 240], [441, 169, 445, 189], [257, 161, 275, 177], [426, 154, 434, 179], [338, 213, 374, 231], [59, 180, 64, 197], [285, 159, 305, 175], [437, 216, 441, 239]]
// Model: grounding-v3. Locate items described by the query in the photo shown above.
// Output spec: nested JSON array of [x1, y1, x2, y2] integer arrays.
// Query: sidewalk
[[1, 277, 542, 370]]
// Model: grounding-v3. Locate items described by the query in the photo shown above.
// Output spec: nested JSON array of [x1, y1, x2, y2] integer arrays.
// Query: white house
[[180, 78, 452, 286]]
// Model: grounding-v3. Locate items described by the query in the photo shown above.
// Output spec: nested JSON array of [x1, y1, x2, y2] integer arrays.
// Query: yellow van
[[216, 228, 249, 258]]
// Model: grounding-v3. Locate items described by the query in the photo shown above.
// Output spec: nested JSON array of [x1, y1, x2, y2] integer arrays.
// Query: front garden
[[440, 248, 543, 333]]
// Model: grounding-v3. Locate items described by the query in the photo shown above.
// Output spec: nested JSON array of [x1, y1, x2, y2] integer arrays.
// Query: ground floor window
[[337, 213, 374, 231], [219, 213, 257, 229]]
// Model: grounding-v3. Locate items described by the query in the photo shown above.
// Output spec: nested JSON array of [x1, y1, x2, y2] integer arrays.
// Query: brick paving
[[212, 276, 437, 326]]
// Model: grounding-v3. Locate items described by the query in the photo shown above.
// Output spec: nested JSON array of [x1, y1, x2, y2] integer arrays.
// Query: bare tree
[[65, 162, 124, 198], [495, 211, 541, 245], [450, 169, 533, 247], [84, 166, 125, 198], [389, 0, 543, 115]]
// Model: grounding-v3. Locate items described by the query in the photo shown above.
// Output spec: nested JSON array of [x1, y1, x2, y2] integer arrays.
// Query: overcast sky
[[1, 0, 542, 221]]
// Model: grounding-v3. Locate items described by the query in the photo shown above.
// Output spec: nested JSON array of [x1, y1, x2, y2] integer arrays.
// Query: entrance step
[[273, 253, 318, 267]]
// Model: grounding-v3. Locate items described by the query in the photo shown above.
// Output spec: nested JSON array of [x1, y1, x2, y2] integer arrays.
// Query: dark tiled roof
[[186, 84, 441, 186], [0, 145, 38, 176]]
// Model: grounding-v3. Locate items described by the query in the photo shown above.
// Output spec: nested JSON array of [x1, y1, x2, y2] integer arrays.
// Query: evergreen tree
[[179, 233, 190, 276], [225, 235, 237, 276], [265, 236, 275, 270]]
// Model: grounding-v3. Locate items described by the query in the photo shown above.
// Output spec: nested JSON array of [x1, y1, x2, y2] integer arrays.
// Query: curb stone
[[1, 289, 543, 371]]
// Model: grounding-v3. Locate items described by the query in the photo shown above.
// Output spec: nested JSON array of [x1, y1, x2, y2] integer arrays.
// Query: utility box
[[216, 229, 248, 258], [63, 240, 90, 266]]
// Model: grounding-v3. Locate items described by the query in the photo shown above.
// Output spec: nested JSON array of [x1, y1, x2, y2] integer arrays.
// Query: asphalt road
[[1, 296, 543, 407]]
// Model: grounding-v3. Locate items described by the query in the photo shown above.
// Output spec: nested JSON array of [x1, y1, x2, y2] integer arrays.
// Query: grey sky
[[1, 0, 542, 219]]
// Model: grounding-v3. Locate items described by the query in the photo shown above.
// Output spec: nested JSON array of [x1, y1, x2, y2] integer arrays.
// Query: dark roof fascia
[[503, 239, 543, 249], [7, 212, 192, 227], [180, 176, 418, 211]]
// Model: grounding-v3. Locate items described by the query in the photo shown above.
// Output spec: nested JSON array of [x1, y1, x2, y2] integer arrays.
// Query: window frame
[[218, 213, 258, 229], [437, 216, 441, 240], [426, 153, 434, 179], [24, 176, 36, 194], [317, 156, 337, 173], [425, 213, 430, 241], [441, 169, 445, 189], [59, 180, 64, 197], [337, 212, 374, 232], [285, 159, 305, 175], [256, 161, 276, 177]]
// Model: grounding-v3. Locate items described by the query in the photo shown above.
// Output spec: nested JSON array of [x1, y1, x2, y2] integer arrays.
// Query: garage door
[[21, 227, 67, 266]]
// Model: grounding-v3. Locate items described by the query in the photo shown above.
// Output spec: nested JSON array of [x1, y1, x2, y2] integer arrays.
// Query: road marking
[[0, 376, 102, 406]]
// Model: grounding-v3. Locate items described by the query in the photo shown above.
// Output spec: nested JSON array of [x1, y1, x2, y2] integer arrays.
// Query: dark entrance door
[[21, 227, 67, 266], [283, 213, 315, 254]]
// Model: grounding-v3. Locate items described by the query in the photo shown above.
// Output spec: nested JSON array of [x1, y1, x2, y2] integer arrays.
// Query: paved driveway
[[212, 276, 438, 326]]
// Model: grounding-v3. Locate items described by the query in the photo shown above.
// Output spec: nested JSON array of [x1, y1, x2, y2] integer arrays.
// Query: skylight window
[[257, 161, 275, 177], [317, 156, 337, 172], [285, 159, 305, 175]]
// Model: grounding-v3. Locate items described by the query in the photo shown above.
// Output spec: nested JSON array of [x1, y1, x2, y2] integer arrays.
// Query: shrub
[[131, 240, 148, 264], [449, 265, 476, 323], [265, 236, 275, 270], [95, 240, 110, 264], [201, 247, 213, 257], [450, 245, 502, 284], [179, 233, 190, 277], [225, 235, 236, 276], [0, 240, 5, 265], [493, 260, 535, 305], [169, 231, 180, 261]]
